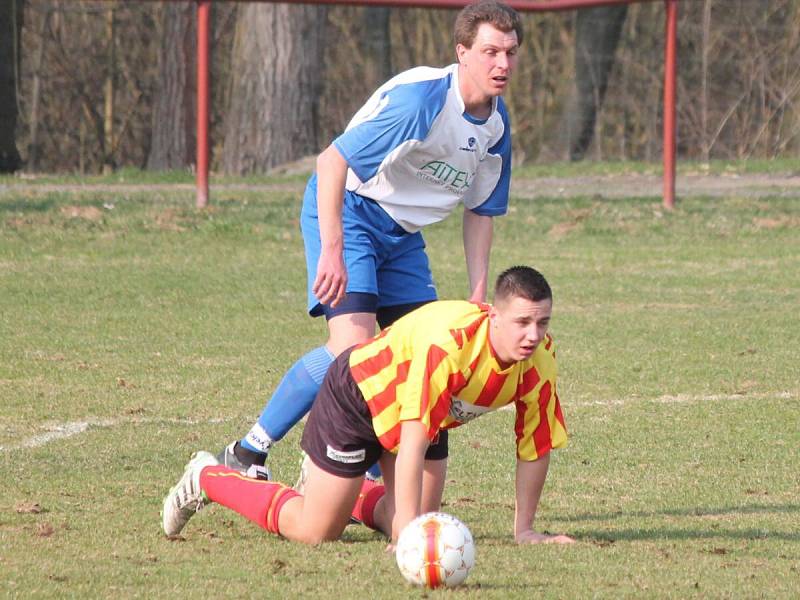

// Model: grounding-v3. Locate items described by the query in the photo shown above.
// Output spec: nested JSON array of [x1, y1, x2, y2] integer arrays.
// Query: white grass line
[[4, 390, 797, 451], [0, 416, 230, 452]]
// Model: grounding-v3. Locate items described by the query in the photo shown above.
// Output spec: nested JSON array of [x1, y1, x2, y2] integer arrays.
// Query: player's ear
[[488, 304, 499, 326], [456, 43, 468, 64]]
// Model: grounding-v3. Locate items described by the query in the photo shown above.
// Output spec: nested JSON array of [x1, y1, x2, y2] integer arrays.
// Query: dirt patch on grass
[[752, 215, 800, 229], [60, 205, 104, 221]]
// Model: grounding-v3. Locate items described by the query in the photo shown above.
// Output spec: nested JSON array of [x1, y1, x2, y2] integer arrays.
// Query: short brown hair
[[454, 1, 524, 48], [494, 266, 551, 303]]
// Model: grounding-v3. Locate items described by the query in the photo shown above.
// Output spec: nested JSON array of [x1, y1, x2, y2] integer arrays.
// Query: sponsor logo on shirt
[[448, 397, 493, 423], [458, 137, 478, 153], [416, 160, 473, 192]]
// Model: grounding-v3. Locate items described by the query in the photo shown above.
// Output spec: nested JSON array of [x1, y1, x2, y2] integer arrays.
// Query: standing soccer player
[[163, 266, 574, 546], [217, 1, 525, 479]]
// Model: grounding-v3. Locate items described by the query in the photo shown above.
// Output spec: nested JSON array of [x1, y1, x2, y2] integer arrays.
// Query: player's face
[[489, 295, 552, 364], [457, 23, 519, 101]]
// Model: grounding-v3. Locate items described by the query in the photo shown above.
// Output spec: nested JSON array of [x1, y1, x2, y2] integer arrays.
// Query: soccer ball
[[395, 512, 475, 588]]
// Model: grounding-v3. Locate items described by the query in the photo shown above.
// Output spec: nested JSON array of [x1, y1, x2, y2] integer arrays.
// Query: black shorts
[[301, 348, 448, 478]]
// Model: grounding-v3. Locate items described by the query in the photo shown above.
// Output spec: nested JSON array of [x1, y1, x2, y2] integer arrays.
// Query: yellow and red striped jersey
[[349, 300, 567, 461]]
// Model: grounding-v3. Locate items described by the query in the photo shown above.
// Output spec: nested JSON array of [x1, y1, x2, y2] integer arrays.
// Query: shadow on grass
[[559, 502, 800, 543], [474, 502, 800, 544], [563, 501, 800, 522], [575, 526, 800, 543]]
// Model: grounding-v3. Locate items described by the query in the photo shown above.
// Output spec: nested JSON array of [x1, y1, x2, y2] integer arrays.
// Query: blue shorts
[[301, 174, 438, 317]]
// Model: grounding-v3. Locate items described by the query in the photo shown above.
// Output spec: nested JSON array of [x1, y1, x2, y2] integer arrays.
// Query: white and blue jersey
[[334, 63, 512, 233], [301, 63, 513, 317]]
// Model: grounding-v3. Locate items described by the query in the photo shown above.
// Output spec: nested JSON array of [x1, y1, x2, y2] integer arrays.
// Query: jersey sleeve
[[398, 343, 466, 441], [333, 77, 449, 184], [464, 101, 512, 217], [513, 340, 568, 460]]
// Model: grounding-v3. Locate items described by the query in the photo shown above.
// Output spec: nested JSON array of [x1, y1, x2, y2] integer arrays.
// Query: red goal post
[[189, 0, 678, 208]]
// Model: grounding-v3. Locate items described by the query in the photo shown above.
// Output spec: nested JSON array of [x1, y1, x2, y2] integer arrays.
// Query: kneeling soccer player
[[162, 266, 574, 546]]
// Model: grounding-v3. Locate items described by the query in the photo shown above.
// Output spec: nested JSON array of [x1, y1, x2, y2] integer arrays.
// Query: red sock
[[200, 466, 300, 535], [351, 479, 385, 531]]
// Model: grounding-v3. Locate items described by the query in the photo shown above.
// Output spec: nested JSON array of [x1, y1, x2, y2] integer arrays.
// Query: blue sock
[[241, 346, 334, 454], [366, 462, 383, 480]]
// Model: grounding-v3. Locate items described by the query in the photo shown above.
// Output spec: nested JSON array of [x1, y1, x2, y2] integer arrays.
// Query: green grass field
[[1, 169, 798, 598]]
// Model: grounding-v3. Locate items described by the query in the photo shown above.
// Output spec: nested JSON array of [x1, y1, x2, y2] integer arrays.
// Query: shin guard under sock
[[200, 466, 299, 535], [351, 479, 386, 531]]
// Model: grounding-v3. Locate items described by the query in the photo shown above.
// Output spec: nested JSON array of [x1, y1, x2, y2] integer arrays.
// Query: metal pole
[[196, 0, 210, 209], [663, 0, 677, 209]]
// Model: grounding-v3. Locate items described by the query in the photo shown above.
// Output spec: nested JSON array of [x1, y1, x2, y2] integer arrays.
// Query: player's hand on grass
[[516, 530, 575, 545], [313, 250, 347, 307]]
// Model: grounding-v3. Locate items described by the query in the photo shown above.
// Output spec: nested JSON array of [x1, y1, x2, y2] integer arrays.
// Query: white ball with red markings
[[395, 512, 475, 588]]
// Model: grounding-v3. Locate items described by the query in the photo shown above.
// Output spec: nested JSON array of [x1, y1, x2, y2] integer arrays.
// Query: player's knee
[[290, 512, 349, 544], [295, 527, 344, 545]]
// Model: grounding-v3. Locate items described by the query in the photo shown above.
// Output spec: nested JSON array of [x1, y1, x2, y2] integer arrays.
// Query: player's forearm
[[316, 145, 348, 252], [513, 454, 550, 539], [462, 210, 493, 302], [392, 420, 430, 541]]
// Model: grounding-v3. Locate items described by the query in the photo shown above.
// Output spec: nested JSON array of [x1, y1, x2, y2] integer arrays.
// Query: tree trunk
[[27, 5, 49, 172], [102, 6, 115, 174], [222, 3, 326, 174], [0, 0, 23, 172], [147, 2, 196, 170], [362, 7, 392, 83], [565, 6, 628, 161], [700, 0, 712, 163]]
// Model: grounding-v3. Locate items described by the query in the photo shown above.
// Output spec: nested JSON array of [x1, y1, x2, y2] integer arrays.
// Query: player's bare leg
[[277, 458, 364, 544], [370, 452, 396, 535], [421, 458, 447, 512], [324, 311, 376, 355]]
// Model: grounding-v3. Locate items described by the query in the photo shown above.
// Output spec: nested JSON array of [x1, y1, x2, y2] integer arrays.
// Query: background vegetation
[[3, 0, 799, 174]]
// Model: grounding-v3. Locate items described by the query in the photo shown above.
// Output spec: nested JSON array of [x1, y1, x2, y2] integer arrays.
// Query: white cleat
[[161, 451, 218, 536]]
